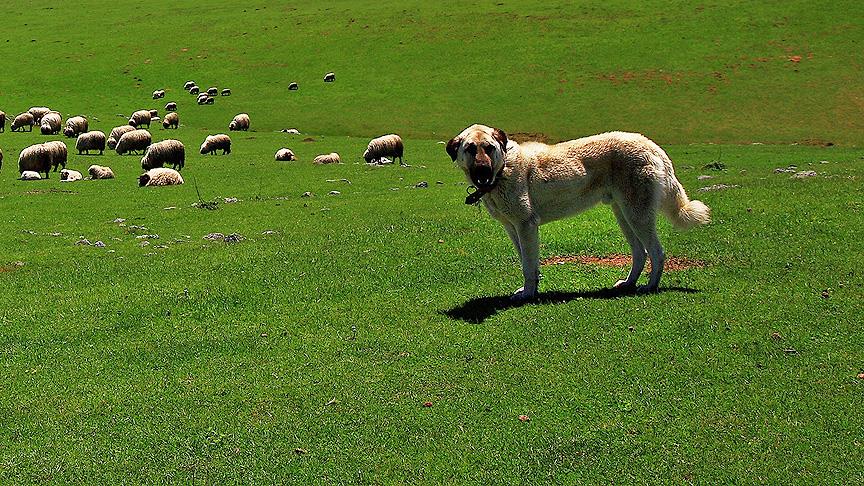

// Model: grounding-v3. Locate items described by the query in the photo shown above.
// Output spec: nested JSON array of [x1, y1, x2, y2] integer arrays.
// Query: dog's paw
[[635, 285, 660, 295], [613, 279, 637, 293]]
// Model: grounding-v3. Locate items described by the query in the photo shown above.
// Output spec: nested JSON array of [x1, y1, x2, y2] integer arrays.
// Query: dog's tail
[[662, 174, 711, 229]]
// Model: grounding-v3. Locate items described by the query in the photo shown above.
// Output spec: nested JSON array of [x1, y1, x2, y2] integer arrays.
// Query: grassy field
[[1, 0, 863, 483]]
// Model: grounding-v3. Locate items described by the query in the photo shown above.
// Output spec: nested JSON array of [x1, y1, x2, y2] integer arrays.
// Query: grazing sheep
[[206, 97, 214, 105], [17, 144, 52, 178], [162, 112, 179, 129], [115, 129, 152, 155], [199, 134, 231, 155], [63, 116, 88, 138], [40, 112, 62, 135], [275, 148, 296, 161], [43, 141, 68, 171], [107, 125, 136, 150], [152, 89, 165, 99], [19, 171, 42, 181], [313, 152, 341, 165], [149, 109, 158, 118], [165, 102, 177, 111], [139, 167, 184, 187], [76, 131, 107, 155], [221, 88, 231, 96], [129, 110, 152, 128], [324, 72, 335, 82], [0, 111, 5, 132], [229, 113, 250, 131], [189, 85, 200, 95], [88, 165, 115, 179], [141, 139, 185, 171], [280, 128, 301, 134], [207, 87, 218, 96], [60, 168, 82, 182], [288, 82, 298, 90], [11, 112, 35, 132], [184, 81, 196, 90], [197, 94, 210, 105], [363, 134, 404, 165], [28, 106, 51, 124]]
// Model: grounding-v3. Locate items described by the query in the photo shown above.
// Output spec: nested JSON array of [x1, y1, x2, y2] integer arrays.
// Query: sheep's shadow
[[442, 286, 698, 324]]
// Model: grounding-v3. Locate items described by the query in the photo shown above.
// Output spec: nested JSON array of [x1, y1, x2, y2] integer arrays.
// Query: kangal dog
[[447, 124, 710, 301]]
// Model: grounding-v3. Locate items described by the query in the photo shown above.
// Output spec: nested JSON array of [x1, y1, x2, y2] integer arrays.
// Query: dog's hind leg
[[611, 202, 647, 291], [618, 205, 665, 292]]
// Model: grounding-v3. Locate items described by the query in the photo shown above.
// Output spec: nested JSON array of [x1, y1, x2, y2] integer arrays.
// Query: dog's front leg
[[502, 221, 522, 259], [511, 221, 540, 301]]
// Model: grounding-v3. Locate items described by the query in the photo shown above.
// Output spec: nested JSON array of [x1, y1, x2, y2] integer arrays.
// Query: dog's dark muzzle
[[470, 164, 495, 190]]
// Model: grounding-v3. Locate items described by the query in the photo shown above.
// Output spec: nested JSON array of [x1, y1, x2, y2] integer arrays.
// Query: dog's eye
[[483, 144, 495, 155], [465, 143, 477, 155]]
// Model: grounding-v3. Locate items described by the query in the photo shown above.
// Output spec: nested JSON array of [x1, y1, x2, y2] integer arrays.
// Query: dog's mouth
[[470, 165, 495, 190]]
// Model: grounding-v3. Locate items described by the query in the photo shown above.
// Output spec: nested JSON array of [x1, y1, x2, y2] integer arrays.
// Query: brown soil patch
[[302, 137, 316, 143], [797, 138, 834, 147], [0, 261, 25, 273], [541, 254, 706, 271]]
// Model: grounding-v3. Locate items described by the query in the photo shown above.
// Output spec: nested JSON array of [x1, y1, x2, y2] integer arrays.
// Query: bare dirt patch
[[541, 254, 706, 271]]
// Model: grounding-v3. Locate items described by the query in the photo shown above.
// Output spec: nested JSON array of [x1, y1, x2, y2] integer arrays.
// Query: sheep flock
[[1, 71, 410, 189]]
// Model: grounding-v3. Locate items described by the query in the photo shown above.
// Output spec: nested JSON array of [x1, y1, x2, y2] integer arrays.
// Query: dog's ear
[[491, 127, 508, 152], [446, 136, 461, 161]]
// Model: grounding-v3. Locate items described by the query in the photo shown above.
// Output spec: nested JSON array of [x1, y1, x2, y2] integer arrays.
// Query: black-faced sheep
[[63, 116, 88, 138], [11, 112, 35, 132], [199, 134, 231, 155], [189, 85, 200, 95], [88, 165, 115, 179], [207, 87, 218, 97], [76, 131, 107, 155], [139, 167, 184, 187], [60, 168, 82, 182], [128, 110, 152, 128], [363, 134, 404, 165], [313, 152, 341, 165], [162, 112, 179, 129], [40, 112, 62, 135], [324, 72, 335, 82], [275, 148, 296, 161], [221, 88, 231, 96], [115, 129, 152, 155], [165, 102, 177, 111], [197, 94, 210, 105], [184, 81, 196, 90], [152, 89, 165, 99], [107, 125, 136, 150], [141, 139, 185, 171], [288, 82, 299, 91], [229, 113, 250, 131]]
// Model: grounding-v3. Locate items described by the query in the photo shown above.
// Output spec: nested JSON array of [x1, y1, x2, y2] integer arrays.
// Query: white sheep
[[60, 168, 82, 182], [162, 112, 179, 129], [229, 113, 250, 131], [88, 165, 115, 179], [115, 129, 152, 155], [199, 134, 231, 155], [313, 152, 341, 164], [63, 116, 88, 138], [165, 102, 177, 111], [141, 139, 185, 171], [207, 87, 218, 96], [275, 148, 296, 161], [76, 131, 107, 155], [11, 112, 35, 132], [40, 112, 62, 135], [205, 97, 214, 105], [139, 167, 184, 187], [363, 134, 404, 165], [189, 85, 200, 95], [197, 93, 210, 105], [28, 106, 51, 124], [184, 81, 196, 90], [128, 110, 152, 128], [17, 144, 51, 178], [107, 125, 136, 150], [288, 82, 299, 90], [43, 141, 68, 171], [152, 89, 165, 99], [324, 72, 336, 82], [19, 171, 42, 181], [221, 88, 231, 96]]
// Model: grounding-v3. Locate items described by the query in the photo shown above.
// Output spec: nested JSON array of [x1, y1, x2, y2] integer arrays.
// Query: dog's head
[[446, 124, 508, 190]]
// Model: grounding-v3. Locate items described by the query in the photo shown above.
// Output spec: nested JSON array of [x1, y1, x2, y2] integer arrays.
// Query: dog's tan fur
[[447, 124, 710, 300]]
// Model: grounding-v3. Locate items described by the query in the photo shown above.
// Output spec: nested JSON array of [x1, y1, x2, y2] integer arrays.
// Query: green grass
[[1, 0, 863, 483]]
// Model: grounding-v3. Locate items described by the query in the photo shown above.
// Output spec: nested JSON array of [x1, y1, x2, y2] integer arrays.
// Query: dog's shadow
[[442, 286, 698, 324]]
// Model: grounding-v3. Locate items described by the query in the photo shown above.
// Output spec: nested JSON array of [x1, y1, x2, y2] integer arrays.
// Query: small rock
[[93, 241, 106, 248], [770, 332, 782, 341], [139, 241, 150, 247], [627, 326, 635, 332], [262, 230, 276, 235], [518, 415, 530, 422], [436, 181, 444, 185], [415, 181, 428, 188], [328, 190, 341, 196], [75, 238, 91, 246], [774, 166, 797, 174], [821, 289, 831, 299], [223, 233, 245, 244], [163, 206, 178, 210], [438, 239, 445, 244], [423, 401, 433, 408], [203, 233, 225, 241], [699, 184, 740, 192], [49, 232, 62, 237], [294, 448, 308, 455], [857, 373, 864, 380], [792, 170, 817, 179], [136, 234, 159, 240], [224, 197, 238, 203], [301, 191, 313, 198], [112, 218, 126, 223], [697, 175, 713, 181]]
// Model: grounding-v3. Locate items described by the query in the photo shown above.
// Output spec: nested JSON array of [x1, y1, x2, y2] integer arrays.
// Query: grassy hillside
[[0, 0, 861, 144]]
